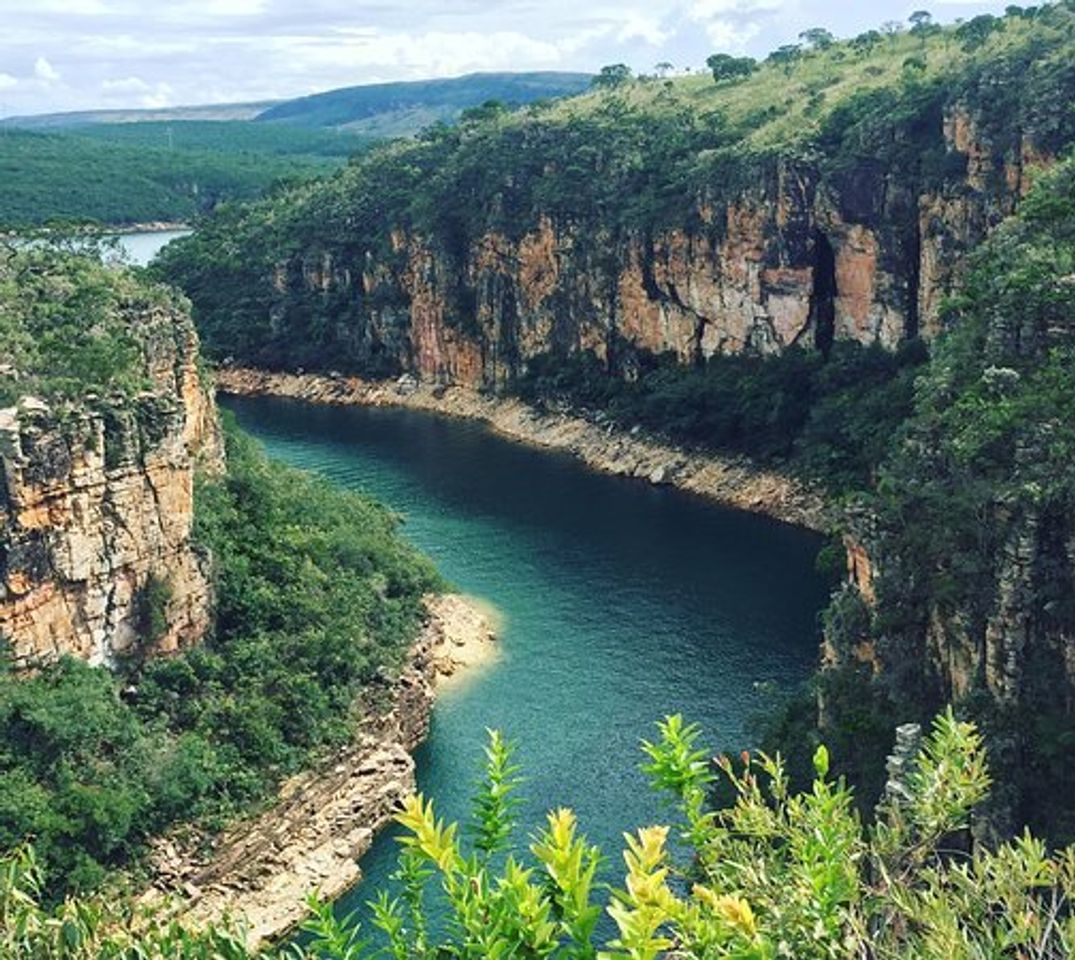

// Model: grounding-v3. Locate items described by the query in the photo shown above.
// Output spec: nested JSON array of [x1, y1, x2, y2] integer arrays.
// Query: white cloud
[[0, 73, 16, 90], [101, 75, 152, 93], [703, 18, 761, 50], [617, 13, 673, 45], [688, 0, 786, 17], [33, 56, 60, 82]]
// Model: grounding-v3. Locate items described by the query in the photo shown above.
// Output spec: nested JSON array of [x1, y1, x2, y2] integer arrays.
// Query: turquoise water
[[223, 395, 829, 924]]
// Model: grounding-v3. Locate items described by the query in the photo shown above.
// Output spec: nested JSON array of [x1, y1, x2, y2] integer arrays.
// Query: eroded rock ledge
[[216, 368, 828, 532], [143, 594, 497, 947]]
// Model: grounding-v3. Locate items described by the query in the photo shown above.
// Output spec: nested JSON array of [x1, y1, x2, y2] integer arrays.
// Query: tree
[[706, 53, 757, 83], [909, 9, 932, 28], [881, 19, 905, 36], [654, 61, 674, 78], [956, 13, 1002, 49], [799, 27, 835, 50], [591, 63, 633, 89], [766, 44, 803, 73], [460, 99, 508, 125], [851, 29, 883, 54]]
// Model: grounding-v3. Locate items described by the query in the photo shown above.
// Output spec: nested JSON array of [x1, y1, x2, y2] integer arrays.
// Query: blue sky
[[0, 0, 1015, 117]]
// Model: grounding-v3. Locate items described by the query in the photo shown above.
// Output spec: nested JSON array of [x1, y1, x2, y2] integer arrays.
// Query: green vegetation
[[0, 128, 354, 227], [255, 72, 593, 136], [0, 419, 439, 896], [5, 712, 1075, 957], [514, 339, 928, 493], [0, 245, 179, 405]]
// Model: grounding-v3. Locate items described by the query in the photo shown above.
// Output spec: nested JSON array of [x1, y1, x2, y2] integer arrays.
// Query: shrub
[[6, 710, 1073, 957]]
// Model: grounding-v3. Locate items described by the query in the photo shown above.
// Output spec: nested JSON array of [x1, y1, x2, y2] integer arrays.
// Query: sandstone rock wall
[[0, 307, 222, 668], [269, 103, 1051, 388]]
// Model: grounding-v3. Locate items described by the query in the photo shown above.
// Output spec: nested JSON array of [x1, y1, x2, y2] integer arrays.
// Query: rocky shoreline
[[216, 368, 829, 532], [142, 593, 497, 947]]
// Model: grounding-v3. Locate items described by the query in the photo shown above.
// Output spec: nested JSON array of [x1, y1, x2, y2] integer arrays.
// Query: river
[[223, 394, 830, 929], [111, 228, 190, 265]]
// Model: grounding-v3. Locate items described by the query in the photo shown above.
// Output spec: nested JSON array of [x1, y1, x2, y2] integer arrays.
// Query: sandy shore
[[428, 592, 501, 687], [216, 368, 829, 532], [142, 593, 498, 947]]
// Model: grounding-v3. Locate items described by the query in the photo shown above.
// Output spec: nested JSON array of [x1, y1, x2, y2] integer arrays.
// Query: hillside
[[255, 70, 593, 135], [155, 2, 1075, 840], [0, 248, 440, 895], [0, 127, 357, 227]]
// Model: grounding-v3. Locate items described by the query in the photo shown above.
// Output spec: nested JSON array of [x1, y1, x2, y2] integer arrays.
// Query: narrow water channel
[[223, 395, 830, 923]]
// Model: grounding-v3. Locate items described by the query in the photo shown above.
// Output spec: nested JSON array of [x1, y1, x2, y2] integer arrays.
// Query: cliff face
[[267, 102, 1049, 387], [0, 307, 222, 669], [818, 152, 1075, 834]]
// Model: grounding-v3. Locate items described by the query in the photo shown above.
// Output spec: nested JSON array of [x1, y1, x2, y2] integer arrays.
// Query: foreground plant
[[300, 710, 1074, 959], [2, 712, 1073, 958]]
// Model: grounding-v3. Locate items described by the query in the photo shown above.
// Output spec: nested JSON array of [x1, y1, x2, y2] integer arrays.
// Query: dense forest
[[0, 126, 362, 227]]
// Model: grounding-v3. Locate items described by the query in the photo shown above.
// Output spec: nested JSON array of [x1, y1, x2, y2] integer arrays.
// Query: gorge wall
[[0, 306, 222, 669], [816, 151, 1075, 834], [265, 101, 1058, 388]]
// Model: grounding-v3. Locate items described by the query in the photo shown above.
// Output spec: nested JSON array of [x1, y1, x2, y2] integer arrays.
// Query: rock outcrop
[[0, 306, 222, 668]]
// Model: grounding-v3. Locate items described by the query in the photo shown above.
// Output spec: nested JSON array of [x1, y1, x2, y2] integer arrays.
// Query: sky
[[0, 0, 1016, 118]]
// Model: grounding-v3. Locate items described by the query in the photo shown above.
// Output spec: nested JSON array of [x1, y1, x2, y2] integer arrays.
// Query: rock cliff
[[0, 305, 222, 669], [819, 153, 1075, 835], [262, 99, 1057, 388]]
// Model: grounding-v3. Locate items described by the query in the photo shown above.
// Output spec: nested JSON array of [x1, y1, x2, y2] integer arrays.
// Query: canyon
[[260, 101, 1059, 388]]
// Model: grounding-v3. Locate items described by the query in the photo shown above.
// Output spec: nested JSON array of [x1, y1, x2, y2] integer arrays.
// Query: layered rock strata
[[0, 307, 222, 668], [264, 104, 1057, 387]]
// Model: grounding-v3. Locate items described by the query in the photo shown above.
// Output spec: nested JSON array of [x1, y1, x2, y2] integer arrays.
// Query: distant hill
[[4, 73, 593, 139], [255, 72, 594, 136], [1, 101, 278, 128], [0, 72, 592, 225]]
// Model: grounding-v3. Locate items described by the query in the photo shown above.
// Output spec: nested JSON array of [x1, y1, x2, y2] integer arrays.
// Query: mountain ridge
[[2, 71, 593, 134]]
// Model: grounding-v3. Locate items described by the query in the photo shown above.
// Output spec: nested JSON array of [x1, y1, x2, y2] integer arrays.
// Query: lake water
[[223, 394, 830, 931], [111, 228, 190, 265]]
